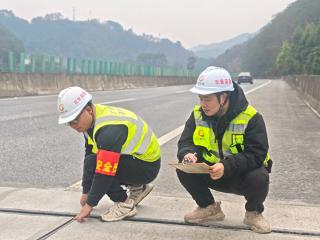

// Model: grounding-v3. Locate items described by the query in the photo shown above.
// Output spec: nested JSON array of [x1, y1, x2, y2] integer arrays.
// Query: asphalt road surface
[[1, 79, 319, 205]]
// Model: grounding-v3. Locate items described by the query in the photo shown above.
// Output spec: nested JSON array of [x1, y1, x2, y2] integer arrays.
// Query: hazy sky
[[1, 0, 296, 48]]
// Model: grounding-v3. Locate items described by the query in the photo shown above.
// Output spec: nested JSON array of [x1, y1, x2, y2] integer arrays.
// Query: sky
[[0, 0, 296, 49]]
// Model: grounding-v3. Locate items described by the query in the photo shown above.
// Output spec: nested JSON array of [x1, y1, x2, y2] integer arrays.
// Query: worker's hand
[[209, 163, 224, 180], [74, 204, 93, 223], [80, 194, 88, 207], [183, 153, 198, 164]]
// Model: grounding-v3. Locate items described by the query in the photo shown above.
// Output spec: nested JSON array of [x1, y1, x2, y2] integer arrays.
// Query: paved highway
[[0, 80, 319, 205]]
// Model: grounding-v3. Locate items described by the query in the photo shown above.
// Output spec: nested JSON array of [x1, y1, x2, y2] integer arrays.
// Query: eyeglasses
[[65, 107, 86, 126]]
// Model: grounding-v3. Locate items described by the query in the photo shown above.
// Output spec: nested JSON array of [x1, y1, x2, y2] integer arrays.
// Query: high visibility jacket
[[193, 105, 270, 166], [85, 104, 160, 162]]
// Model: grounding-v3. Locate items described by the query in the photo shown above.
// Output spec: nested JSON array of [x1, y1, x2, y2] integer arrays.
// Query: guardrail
[[285, 75, 320, 114], [0, 51, 199, 77]]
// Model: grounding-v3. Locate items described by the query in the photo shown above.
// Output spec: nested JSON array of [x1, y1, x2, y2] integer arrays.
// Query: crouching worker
[[176, 67, 272, 233], [57, 86, 161, 223]]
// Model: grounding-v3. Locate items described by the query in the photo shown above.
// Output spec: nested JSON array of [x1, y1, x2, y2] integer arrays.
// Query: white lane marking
[[99, 98, 136, 104], [245, 80, 272, 95], [158, 125, 185, 146], [67, 80, 272, 188], [68, 181, 82, 189], [0, 94, 56, 101], [303, 99, 320, 119]]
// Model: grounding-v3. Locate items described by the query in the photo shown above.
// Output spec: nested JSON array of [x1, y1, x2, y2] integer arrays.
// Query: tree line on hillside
[[213, 0, 320, 77], [276, 20, 320, 75], [0, 10, 212, 71], [0, 23, 24, 63]]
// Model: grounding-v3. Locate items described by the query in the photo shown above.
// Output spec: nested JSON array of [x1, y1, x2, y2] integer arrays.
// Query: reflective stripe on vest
[[193, 105, 270, 166], [85, 104, 160, 162]]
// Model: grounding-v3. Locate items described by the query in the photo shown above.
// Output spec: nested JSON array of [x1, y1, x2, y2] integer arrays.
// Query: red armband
[[95, 150, 120, 176]]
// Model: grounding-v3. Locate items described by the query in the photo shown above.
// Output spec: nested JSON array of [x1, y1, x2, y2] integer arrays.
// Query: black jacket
[[83, 124, 128, 206], [177, 82, 272, 178]]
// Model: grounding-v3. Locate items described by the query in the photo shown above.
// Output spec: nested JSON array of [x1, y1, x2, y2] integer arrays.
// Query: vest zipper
[[218, 138, 224, 160], [212, 118, 224, 160]]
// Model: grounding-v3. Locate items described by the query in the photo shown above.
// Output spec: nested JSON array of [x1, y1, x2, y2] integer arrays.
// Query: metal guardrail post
[[48, 56, 55, 73], [81, 59, 86, 74], [19, 52, 25, 73], [92, 60, 97, 75], [67, 58, 72, 74], [39, 54, 46, 73], [89, 60, 92, 74], [104, 61, 109, 75], [30, 54, 36, 73], [56, 57, 61, 73], [8, 51, 15, 72], [99, 61, 104, 74], [72, 58, 76, 73]]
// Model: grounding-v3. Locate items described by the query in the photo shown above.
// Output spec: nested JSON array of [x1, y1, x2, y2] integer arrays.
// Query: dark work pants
[[84, 154, 160, 202], [176, 166, 269, 213]]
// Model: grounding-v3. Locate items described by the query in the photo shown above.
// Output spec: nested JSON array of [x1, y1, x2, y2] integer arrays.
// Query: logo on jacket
[[198, 129, 204, 137]]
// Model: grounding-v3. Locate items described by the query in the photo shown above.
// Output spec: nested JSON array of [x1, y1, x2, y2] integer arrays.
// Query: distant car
[[237, 72, 253, 84]]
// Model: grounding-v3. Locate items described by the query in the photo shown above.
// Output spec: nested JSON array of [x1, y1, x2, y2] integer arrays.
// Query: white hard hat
[[190, 66, 234, 95], [57, 86, 92, 124]]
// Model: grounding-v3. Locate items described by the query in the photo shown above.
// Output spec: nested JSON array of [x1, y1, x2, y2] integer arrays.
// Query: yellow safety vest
[[85, 104, 160, 162], [193, 105, 270, 166]]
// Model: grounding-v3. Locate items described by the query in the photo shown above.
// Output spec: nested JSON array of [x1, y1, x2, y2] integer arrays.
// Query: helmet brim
[[190, 86, 225, 95], [58, 110, 82, 124]]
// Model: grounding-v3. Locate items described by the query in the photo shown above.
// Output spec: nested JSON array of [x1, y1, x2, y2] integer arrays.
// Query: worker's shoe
[[184, 201, 225, 223], [101, 199, 136, 222], [243, 211, 271, 234], [128, 184, 154, 206]]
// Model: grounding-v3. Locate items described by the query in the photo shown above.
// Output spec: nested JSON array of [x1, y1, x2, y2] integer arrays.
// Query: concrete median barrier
[[0, 73, 196, 98], [0, 73, 26, 97]]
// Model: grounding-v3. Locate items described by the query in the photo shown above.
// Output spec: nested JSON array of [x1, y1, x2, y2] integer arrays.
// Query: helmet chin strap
[[90, 104, 96, 128], [216, 93, 228, 116], [217, 105, 224, 116]]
